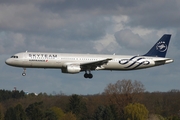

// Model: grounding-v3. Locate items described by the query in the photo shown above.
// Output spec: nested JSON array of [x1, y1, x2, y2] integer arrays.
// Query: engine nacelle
[[61, 65, 81, 74]]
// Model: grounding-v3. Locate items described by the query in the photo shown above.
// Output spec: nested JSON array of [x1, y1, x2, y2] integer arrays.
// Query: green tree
[[93, 105, 119, 120], [44, 109, 57, 120], [0, 90, 25, 102], [124, 103, 148, 120], [63, 112, 76, 120], [14, 104, 26, 120], [25, 101, 44, 120], [50, 107, 65, 120], [0, 103, 4, 120], [12, 90, 25, 99], [4, 107, 15, 120], [67, 94, 87, 119], [4, 104, 26, 120]]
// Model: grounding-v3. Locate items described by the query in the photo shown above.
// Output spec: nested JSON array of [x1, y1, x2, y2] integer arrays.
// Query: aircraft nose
[[5, 59, 11, 65]]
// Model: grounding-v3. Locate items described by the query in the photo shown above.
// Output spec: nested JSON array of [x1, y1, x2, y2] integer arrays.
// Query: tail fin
[[144, 34, 171, 57]]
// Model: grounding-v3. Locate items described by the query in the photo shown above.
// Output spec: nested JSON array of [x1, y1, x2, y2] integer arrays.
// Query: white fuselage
[[5, 34, 173, 78], [5, 52, 173, 71]]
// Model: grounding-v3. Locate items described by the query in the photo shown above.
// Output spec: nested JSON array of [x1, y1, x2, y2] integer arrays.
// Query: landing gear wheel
[[84, 73, 89, 78], [22, 73, 26, 76], [84, 71, 93, 79], [89, 73, 93, 79]]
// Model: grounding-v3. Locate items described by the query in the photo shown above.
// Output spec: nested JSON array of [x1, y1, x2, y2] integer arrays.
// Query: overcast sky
[[0, 0, 180, 95]]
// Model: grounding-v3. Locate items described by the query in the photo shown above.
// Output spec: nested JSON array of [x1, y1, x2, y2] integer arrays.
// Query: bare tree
[[104, 79, 145, 118], [105, 79, 145, 94]]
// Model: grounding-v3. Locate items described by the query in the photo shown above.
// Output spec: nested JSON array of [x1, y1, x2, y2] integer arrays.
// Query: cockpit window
[[11, 56, 18, 58]]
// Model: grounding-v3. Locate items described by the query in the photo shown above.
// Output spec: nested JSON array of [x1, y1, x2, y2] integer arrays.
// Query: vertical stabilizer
[[144, 34, 171, 57]]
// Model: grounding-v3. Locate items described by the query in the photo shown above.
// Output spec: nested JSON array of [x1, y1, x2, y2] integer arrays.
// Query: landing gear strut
[[22, 68, 26, 76], [84, 71, 93, 79]]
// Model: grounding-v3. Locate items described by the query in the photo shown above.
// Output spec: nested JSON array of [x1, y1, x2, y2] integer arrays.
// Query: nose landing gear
[[22, 68, 26, 76]]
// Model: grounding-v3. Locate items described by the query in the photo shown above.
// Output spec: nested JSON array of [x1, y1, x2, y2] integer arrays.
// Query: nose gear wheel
[[22, 68, 26, 76]]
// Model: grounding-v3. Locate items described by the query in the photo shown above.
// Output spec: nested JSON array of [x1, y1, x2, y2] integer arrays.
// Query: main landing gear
[[22, 68, 26, 76], [84, 71, 93, 79]]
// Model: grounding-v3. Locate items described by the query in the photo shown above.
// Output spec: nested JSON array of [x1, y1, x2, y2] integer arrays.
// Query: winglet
[[144, 34, 171, 57]]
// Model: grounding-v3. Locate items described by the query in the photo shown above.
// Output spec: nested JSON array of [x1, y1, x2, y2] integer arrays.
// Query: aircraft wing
[[80, 58, 112, 70]]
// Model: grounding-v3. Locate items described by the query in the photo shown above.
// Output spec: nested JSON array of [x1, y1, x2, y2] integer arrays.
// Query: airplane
[[5, 34, 173, 79]]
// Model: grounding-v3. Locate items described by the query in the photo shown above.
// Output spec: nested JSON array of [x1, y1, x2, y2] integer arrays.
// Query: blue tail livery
[[144, 34, 171, 57]]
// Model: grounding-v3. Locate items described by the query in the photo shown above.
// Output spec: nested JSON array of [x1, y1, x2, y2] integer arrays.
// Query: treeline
[[0, 90, 25, 102], [0, 79, 180, 120]]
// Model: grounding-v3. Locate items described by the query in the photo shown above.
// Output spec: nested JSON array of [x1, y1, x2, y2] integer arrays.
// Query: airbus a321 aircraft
[[5, 34, 173, 79]]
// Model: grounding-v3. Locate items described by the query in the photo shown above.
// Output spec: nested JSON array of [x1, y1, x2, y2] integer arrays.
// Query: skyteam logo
[[156, 41, 167, 52], [119, 56, 150, 69]]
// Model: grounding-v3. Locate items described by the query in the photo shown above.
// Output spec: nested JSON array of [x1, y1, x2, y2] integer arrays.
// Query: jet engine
[[61, 65, 81, 74]]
